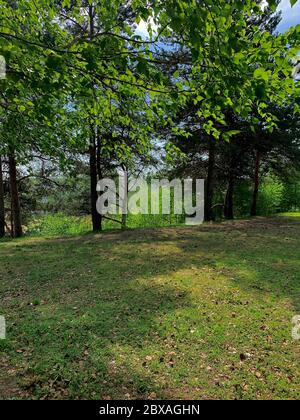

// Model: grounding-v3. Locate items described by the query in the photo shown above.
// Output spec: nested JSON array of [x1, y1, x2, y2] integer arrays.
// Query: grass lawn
[[0, 217, 299, 400], [279, 212, 300, 218]]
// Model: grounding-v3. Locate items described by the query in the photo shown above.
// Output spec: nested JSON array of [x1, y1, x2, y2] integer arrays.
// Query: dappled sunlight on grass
[[0, 217, 299, 399], [279, 212, 300, 218]]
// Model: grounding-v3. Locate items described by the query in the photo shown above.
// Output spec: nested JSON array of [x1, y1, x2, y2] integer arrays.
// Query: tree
[[162, 0, 299, 220], [0, 156, 5, 237], [8, 152, 22, 237], [250, 104, 300, 216], [1, 0, 299, 232], [250, 150, 262, 217]]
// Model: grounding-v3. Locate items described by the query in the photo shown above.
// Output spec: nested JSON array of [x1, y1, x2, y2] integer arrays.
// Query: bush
[[257, 177, 285, 216], [26, 213, 185, 237], [234, 176, 300, 218], [27, 214, 92, 236]]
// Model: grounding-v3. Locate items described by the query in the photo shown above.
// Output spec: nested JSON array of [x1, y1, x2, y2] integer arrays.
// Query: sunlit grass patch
[[278, 212, 300, 218], [0, 218, 299, 400], [25, 213, 185, 238]]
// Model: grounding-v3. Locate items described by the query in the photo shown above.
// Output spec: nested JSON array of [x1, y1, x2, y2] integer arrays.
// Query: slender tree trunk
[[204, 137, 216, 222], [250, 150, 261, 217], [0, 157, 5, 238], [10, 198, 14, 236], [96, 130, 102, 181], [9, 153, 22, 238], [224, 174, 234, 220], [96, 130, 103, 229], [121, 168, 128, 230], [121, 213, 127, 230], [89, 131, 102, 232], [88, 5, 102, 232]]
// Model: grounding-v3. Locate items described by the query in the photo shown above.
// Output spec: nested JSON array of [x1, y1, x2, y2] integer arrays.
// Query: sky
[[278, 0, 300, 32]]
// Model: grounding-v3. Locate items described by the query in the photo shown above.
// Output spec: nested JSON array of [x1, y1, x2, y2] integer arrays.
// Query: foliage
[[26, 213, 92, 236], [223, 176, 300, 219], [1, 0, 300, 403], [0, 0, 299, 234]]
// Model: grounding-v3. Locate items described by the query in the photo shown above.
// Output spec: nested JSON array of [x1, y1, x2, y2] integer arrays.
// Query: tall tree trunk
[[121, 182, 128, 231], [89, 130, 102, 232], [121, 213, 127, 230], [224, 174, 234, 220], [96, 129, 103, 229], [204, 137, 216, 222], [121, 167, 128, 230], [0, 157, 5, 238], [9, 153, 22, 238], [88, 5, 102, 232], [250, 150, 261, 217], [96, 130, 102, 181]]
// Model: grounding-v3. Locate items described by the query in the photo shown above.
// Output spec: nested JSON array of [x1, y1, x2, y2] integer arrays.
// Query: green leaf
[[254, 68, 269, 82], [17, 105, 26, 113]]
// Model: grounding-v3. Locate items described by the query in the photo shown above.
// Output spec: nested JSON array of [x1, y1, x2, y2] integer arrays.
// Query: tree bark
[[250, 150, 261, 217], [9, 153, 23, 238], [224, 174, 234, 220], [0, 157, 5, 238], [96, 130, 102, 181], [89, 131, 102, 232], [204, 137, 216, 222], [88, 5, 102, 232]]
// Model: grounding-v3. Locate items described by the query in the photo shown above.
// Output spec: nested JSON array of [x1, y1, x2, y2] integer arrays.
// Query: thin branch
[[18, 174, 63, 188], [102, 215, 123, 225]]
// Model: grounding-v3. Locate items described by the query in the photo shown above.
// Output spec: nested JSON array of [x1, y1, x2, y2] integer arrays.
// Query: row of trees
[[0, 0, 299, 237], [169, 103, 300, 220]]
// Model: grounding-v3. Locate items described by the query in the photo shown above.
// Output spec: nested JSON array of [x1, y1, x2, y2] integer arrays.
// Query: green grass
[[26, 213, 185, 237], [24, 212, 300, 238], [0, 217, 299, 400], [279, 212, 300, 218], [26, 214, 92, 237]]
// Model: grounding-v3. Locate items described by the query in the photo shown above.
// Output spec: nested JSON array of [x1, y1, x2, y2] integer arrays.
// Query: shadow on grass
[[0, 217, 299, 399]]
